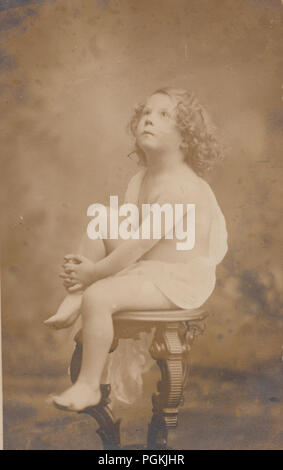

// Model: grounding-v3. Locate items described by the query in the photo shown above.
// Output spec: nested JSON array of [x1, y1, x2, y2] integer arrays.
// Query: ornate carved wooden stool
[[70, 308, 207, 450]]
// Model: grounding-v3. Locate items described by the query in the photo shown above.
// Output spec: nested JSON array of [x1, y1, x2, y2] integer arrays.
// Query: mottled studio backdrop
[[1, 0, 283, 449]]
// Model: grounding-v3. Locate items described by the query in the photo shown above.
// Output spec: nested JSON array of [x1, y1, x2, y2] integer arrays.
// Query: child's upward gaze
[[44, 87, 228, 411]]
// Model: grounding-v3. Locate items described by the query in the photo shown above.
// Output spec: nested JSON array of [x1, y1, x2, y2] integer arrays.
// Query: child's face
[[136, 93, 182, 155]]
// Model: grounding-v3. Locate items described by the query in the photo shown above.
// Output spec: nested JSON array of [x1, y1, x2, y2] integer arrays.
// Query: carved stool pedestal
[[70, 309, 207, 450]]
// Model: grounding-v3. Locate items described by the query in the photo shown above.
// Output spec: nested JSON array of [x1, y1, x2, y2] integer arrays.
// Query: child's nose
[[145, 116, 153, 126]]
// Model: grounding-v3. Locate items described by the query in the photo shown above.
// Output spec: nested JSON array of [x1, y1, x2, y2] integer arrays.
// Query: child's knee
[[88, 205, 129, 253], [82, 280, 112, 312]]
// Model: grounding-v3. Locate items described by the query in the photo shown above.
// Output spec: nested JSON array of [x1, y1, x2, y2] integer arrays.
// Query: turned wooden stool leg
[[147, 322, 186, 449], [147, 320, 206, 449], [70, 341, 121, 450]]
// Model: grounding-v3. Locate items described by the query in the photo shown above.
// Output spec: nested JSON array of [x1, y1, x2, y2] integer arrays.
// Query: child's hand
[[60, 254, 98, 292]]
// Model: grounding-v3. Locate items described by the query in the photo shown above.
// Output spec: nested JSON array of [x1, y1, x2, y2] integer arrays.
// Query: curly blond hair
[[128, 87, 224, 176]]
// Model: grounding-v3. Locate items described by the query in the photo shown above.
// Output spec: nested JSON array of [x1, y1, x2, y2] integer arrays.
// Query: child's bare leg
[[44, 292, 83, 329], [52, 274, 176, 411], [44, 235, 106, 329]]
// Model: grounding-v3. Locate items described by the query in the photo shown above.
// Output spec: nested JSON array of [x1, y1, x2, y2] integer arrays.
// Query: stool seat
[[113, 308, 207, 323], [75, 308, 207, 344]]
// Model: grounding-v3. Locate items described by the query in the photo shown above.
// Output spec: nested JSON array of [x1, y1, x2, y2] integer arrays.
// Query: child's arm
[[65, 182, 199, 290], [64, 235, 161, 290], [97, 197, 193, 277], [96, 236, 157, 273]]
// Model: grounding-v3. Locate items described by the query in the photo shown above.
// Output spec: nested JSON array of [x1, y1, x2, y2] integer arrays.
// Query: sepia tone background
[[1, 0, 283, 449]]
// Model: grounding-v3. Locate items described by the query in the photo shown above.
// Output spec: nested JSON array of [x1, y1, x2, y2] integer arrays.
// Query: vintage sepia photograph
[[1, 0, 283, 451]]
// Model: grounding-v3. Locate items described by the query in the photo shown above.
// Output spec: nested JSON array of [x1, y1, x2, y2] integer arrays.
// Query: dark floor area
[[4, 359, 283, 450]]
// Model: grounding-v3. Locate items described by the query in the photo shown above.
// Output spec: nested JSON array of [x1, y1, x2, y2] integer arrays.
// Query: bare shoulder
[[147, 166, 215, 208], [197, 177, 219, 204], [176, 167, 213, 203], [172, 171, 222, 221]]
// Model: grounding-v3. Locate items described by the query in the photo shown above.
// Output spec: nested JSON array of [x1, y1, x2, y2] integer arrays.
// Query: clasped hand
[[60, 254, 98, 292]]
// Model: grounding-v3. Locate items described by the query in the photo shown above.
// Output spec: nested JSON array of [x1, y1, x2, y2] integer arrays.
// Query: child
[[45, 87, 228, 411]]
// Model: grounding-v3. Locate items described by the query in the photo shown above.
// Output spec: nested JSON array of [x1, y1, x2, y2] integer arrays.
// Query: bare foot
[[44, 293, 82, 329], [52, 382, 102, 411], [44, 310, 80, 329]]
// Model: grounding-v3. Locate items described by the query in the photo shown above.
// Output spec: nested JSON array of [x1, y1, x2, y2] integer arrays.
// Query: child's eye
[[160, 110, 169, 118]]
